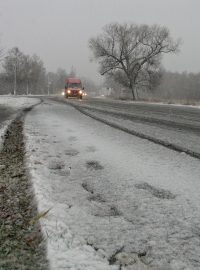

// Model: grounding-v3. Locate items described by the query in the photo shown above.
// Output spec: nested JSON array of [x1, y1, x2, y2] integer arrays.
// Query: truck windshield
[[68, 83, 82, 88]]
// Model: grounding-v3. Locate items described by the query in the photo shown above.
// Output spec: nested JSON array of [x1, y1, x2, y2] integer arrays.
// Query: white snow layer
[[0, 96, 40, 148], [24, 99, 200, 270], [0, 95, 40, 109]]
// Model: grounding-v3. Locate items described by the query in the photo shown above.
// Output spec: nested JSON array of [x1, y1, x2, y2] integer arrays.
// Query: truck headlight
[[79, 90, 82, 94], [67, 90, 71, 94]]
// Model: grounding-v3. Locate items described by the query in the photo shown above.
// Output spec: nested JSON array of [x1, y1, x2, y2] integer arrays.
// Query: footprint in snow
[[86, 146, 96, 153], [135, 182, 176, 200], [68, 136, 77, 142], [55, 167, 71, 176], [64, 148, 79, 156], [48, 159, 65, 170], [86, 160, 103, 170]]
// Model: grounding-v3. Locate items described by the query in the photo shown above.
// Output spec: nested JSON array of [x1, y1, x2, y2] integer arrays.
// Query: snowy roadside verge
[[0, 96, 41, 148], [0, 96, 41, 108], [0, 120, 12, 149], [0, 102, 48, 269], [91, 97, 200, 109]]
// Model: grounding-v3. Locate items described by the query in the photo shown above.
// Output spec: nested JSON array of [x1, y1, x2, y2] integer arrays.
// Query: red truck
[[64, 78, 83, 99]]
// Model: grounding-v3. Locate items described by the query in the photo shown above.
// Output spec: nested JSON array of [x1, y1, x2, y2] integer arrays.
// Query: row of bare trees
[[102, 69, 200, 102], [0, 47, 99, 96], [0, 47, 46, 95], [0, 48, 77, 95], [152, 71, 200, 101]]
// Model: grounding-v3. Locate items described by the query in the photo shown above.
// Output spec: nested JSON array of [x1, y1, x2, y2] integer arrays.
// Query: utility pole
[[47, 74, 50, 95], [26, 80, 29, 95], [13, 63, 17, 95]]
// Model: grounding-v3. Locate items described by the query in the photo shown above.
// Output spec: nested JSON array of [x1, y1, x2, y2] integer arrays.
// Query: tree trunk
[[129, 81, 136, 100], [135, 87, 139, 100], [13, 64, 17, 95], [26, 80, 29, 95]]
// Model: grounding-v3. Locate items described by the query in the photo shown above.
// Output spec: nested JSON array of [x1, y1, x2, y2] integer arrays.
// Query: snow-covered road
[[24, 99, 200, 270]]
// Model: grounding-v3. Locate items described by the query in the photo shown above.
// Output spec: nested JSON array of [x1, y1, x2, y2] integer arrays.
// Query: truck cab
[[64, 78, 83, 99]]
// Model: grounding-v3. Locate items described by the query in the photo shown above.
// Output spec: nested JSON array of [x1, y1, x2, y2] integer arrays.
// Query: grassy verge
[[0, 117, 48, 270], [139, 98, 200, 106]]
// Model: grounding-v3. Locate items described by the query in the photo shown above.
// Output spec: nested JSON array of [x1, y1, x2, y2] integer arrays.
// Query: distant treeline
[[151, 71, 200, 101], [0, 47, 76, 96], [0, 47, 99, 96], [0, 47, 47, 95], [105, 70, 200, 102], [1, 47, 199, 101]]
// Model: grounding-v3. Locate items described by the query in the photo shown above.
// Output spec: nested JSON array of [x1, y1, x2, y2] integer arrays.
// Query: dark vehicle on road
[[64, 78, 83, 99]]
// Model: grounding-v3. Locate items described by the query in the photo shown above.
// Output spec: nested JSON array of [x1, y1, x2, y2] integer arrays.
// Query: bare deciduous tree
[[3, 47, 24, 95], [2, 47, 46, 95], [89, 22, 180, 100], [0, 47, 5, 62]]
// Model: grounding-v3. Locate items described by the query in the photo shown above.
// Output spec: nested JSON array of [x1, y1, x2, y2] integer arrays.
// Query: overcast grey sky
[[0, 0, 199, 82]]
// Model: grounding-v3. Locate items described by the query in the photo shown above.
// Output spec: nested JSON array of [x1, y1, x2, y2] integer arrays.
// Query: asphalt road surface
[[58, 97, 200, 131], [51, 96, 200, 158]]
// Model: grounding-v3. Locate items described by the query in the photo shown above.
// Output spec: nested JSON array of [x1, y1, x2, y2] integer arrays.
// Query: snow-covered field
[[0, 96, 40, 108], [24, 99, 200, 270], [94, 97, 200, 109], [0, 96, 40, 148]]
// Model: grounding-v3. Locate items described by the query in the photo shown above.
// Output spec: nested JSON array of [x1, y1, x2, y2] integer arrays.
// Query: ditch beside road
[[0, 101, 48, 270]]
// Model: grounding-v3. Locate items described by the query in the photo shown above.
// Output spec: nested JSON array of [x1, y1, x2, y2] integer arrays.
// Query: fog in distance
[[0, 0, 199, 82]]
